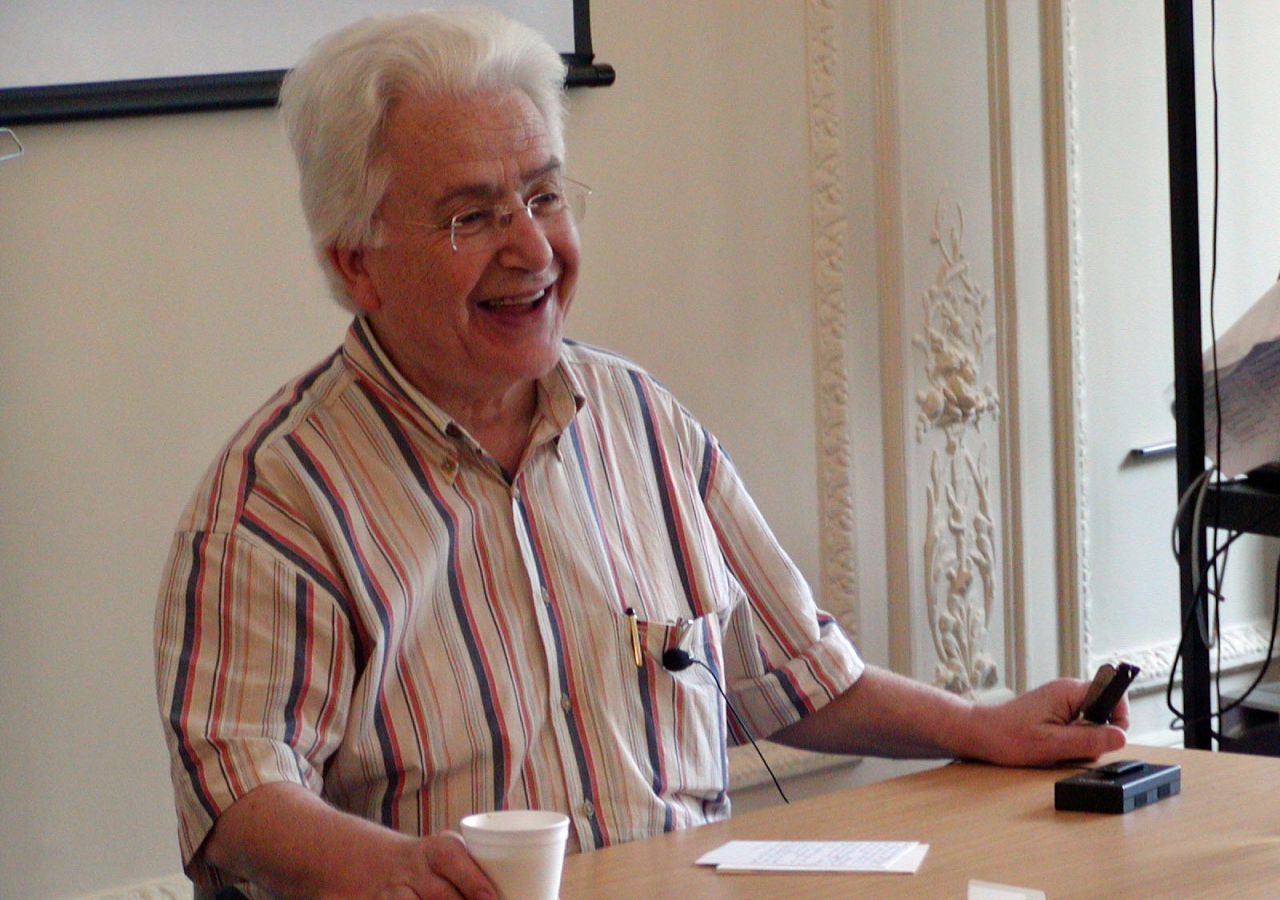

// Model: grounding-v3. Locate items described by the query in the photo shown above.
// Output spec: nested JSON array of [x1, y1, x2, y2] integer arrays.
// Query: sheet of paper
[[696, 840, 927, 874], [1193, 278, 1280, 475], [968, 879, 1047, 900]]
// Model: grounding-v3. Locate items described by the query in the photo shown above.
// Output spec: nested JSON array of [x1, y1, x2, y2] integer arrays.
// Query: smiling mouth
[[479, 287, 550, 311]]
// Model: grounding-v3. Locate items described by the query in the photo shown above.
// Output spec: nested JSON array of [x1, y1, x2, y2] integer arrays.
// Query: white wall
[[0, 3, 824, 898]]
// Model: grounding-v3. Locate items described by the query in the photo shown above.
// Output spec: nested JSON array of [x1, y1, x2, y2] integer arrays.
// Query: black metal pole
[[1165, 0, 1213, 749]]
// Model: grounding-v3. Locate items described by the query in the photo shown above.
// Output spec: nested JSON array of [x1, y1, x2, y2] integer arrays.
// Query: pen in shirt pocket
[[625, 607, 643, 667]]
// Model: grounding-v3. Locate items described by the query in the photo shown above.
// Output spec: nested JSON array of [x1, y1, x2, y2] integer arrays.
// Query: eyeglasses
[[384, 177, 591, 254], [0, 128, 22, 164]]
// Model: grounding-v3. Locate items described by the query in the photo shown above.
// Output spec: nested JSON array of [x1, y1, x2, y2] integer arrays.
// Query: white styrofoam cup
[[460, 809, 570, 900]]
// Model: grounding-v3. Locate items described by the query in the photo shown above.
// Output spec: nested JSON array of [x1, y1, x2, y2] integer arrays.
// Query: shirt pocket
[[626, 613, 731, 804]]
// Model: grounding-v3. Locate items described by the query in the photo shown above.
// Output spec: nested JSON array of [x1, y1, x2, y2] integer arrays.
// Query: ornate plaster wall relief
[[805, 0, 860, 640], [914, 199, 1002, 695]]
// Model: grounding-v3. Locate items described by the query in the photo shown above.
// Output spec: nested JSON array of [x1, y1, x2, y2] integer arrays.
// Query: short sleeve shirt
[[154, 318, 863, 895]]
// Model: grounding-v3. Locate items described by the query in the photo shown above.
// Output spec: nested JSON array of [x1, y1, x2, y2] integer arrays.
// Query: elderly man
[[155, 9, 1126, 900]]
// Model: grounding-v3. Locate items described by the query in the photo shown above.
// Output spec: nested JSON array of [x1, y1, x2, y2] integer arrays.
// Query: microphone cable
[[661, 648, 790, 804]]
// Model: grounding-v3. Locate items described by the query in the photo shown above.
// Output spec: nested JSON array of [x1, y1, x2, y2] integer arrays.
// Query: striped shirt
[[155, 317, 862, 895]]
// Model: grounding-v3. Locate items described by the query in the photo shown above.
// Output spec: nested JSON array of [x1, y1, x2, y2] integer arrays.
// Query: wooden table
[[559, 746, 1280, 899]]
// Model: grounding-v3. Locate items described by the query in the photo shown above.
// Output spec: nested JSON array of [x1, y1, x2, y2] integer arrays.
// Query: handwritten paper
[[696, 840, 928, 874]]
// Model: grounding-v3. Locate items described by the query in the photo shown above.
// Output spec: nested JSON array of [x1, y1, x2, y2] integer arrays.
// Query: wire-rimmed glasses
[[384, 177, 590, 253], [0, 128, 23, 164]]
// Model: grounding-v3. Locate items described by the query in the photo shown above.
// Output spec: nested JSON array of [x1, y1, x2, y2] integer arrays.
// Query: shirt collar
[[343, 316, 585, 452]]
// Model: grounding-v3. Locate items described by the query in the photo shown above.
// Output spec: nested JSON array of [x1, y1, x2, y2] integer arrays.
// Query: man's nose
[[495, 204, 555, 269]]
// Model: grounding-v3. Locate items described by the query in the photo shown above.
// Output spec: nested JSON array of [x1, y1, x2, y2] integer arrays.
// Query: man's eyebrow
[[523, 159, 565, 184]]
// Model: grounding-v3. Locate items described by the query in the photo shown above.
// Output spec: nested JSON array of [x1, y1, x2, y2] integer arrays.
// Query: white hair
[[278, 8, 568, 311]]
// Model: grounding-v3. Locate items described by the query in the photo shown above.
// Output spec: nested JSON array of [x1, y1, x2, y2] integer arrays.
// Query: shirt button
[[441, 457, 458, 475], [560, 694, 573, 714], [580, 798, 595, 819]]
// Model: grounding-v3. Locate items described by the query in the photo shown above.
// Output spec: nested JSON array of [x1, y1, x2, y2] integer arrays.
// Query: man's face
[[332, 88, 580, 412]]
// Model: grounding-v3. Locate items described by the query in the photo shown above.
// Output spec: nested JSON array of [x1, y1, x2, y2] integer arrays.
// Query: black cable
[[1207, 0, 1225, 665], [1168, 540, 1280, 740], [1167, 496, 1280, 737]]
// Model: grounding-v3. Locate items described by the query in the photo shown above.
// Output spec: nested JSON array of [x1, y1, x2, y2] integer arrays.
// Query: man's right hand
[[203, 782, 498, 900]]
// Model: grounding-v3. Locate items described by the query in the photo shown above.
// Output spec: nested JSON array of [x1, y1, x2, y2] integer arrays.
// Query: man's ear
[[327, 245, 381, 314]]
